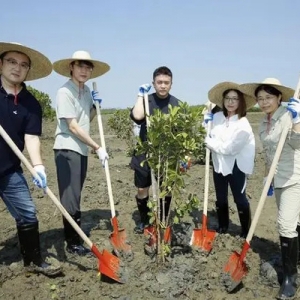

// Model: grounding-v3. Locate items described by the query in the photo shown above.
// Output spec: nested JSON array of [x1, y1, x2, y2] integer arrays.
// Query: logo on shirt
[[13, 110, 17, 115]]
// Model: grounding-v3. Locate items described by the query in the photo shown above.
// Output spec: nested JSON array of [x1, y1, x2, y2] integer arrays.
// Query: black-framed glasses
[[224, 97, 239, 103], [3, 58, 30, 71]]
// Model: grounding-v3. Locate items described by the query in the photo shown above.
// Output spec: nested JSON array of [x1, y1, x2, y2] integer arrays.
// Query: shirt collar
[[262, 106, 286, 123]]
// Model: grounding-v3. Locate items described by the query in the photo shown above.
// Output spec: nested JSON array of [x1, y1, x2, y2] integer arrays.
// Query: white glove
[[287, 98, 300, 124], [32, 165, 47, 189], [138, 84, 151, 97], [96, 147, 109, 168]]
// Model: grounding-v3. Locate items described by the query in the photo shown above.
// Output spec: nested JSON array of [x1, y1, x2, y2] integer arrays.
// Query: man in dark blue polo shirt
[[130, 66, 180, 233], [0, 42, 61, 276]]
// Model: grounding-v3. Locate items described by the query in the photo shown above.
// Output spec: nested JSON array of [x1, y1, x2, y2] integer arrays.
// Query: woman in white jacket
[[204, 82, 256, 238]]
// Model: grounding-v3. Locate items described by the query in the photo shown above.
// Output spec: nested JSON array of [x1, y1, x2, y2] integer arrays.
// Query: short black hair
[[153, 66, 172, 80], [69, 60, 94, 76], [254, 84, 282, 98]]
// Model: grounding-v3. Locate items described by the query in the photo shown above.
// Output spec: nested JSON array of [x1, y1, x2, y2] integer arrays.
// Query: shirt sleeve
[[56, 88, 77, 119], [287, 131, 300, 149], [130, 108, 145, 125], [24, 98, 42, 136]]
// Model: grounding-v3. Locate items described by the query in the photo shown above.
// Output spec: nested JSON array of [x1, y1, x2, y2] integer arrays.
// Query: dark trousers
[[54, 150, 88, 215], [213, 162, 249, 210]]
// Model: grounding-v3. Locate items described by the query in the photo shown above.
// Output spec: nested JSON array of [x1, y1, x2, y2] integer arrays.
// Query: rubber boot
[[216, 202, 229, 234], [160, 196, 171, 222], [296, 225, 300, 265], [17, 222, 62, 277], [63, 211, 91, 256], [276, 236, 298, 300], [134, 196, 150, 234], [238, 206, 251, 238]]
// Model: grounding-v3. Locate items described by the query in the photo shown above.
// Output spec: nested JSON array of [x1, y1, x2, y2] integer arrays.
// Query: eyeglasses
[[74, 62, 93, 72], [3, 58, 30, 71], [256, 96, 276, 103], [224, 97, 239, 103]]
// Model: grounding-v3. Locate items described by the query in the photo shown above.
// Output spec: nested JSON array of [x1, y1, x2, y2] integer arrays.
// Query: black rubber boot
[[276, 236, 298, 300], [238, 206, 251, 238], [134, 196, 150, 234], [63, 212, 91, 256], [216, 202, 229, 234], [17, 222, 62, 277], [296, 225, 300, 265], [160, 196, 171, 222]]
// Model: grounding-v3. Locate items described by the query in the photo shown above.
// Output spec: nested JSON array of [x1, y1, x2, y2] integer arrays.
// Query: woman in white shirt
[[204, 82, 256, 238]]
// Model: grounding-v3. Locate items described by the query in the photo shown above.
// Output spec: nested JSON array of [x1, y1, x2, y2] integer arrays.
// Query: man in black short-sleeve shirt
[[0, 42, 61, 276], [130, 66, 180, 233]]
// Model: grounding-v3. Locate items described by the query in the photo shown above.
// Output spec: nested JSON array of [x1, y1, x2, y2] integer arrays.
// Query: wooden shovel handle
[[203, 103, 212, 217], [144, 92, 159, 203], [246, 76, 300, 244], [0, 125, 93, 249], [92, 82, 116, 218]]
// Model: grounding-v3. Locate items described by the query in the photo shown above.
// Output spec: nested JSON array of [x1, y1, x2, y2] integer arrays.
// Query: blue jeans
[[0, 171, 37, 225]]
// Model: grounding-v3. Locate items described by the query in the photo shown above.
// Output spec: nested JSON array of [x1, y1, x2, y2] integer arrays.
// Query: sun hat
[[0, 42, 52, 81], [202, 100, 216, 115], [53, 51, 110, 78], [240, 78, 294, 102], [208, 81, 256, 110]]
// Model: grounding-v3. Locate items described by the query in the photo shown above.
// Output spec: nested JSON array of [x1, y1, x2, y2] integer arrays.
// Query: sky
[[2, 0, 300, 109]]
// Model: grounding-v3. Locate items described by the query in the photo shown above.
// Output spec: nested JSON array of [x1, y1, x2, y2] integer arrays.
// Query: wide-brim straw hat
[[202, 100, 216, 115], [53, 50, 110, 78], [0, 42, 52, 81], [208, 81, 256, 110], [240, 78, 295, 102]]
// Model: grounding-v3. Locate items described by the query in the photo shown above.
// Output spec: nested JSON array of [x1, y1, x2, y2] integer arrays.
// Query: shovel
[[223, 77, 300, 292], [0, 124, 126, 284], [92, 82, 132, 260], [190, 103, 216, 252]]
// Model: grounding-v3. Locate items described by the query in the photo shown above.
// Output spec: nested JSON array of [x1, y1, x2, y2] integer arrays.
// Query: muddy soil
[[0, 113, 293, 299]]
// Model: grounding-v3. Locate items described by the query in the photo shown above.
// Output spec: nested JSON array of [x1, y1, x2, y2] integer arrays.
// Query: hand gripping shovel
[[223, 77, 300, 292], [92, 82, 132, 260], [0, 125, 126, 284], [190, 103, 216, 252]]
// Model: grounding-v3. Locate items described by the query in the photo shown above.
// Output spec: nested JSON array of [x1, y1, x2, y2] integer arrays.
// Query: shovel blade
[[144, 226, 157, 257], [110, 229, 133, 260], [91, 246, 126, 284], [190, 228, 216, 252], [223, 251, 248, 292], [110, 216, 133, 259], [163, 226, 171, 244]]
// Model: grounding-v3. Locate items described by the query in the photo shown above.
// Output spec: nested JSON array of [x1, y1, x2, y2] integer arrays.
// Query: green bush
[[27, 86, 55, 120], [107, 108, 137, 156]]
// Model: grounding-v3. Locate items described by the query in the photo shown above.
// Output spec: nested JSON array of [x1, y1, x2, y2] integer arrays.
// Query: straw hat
[[240, 78, 294, 102], [202, 100, 216, 115], [53, 51, 110, 78], [0, 42, 52, 81], [208, 81, 256, 110]]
